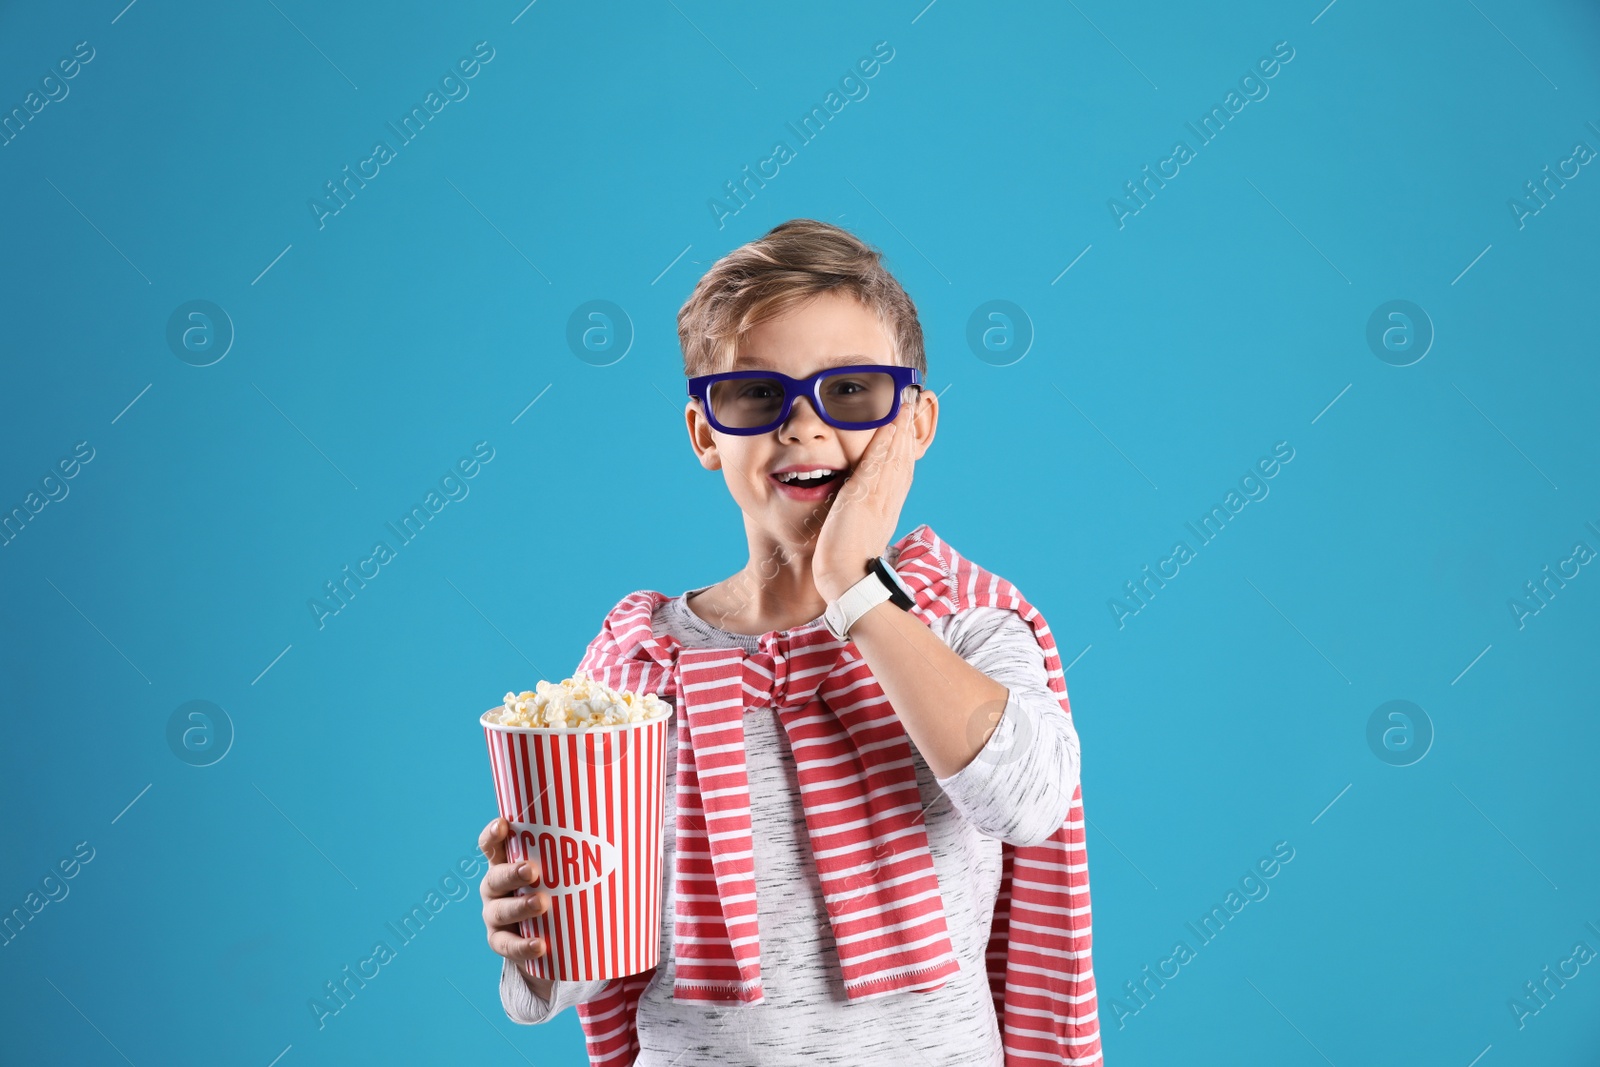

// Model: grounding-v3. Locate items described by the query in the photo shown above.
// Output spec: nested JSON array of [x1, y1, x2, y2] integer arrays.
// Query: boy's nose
[[778, 395, 829, 439]]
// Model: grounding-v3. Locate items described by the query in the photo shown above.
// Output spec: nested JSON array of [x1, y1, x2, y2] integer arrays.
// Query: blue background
[[3, 1, 1597, 1064]]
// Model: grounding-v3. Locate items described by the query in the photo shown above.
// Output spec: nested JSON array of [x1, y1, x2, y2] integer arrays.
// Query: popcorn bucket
[[481, 707, 674, 982]]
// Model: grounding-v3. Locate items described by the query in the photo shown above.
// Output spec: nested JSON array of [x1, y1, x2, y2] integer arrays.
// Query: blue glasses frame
[[686, 364, 923, 435]]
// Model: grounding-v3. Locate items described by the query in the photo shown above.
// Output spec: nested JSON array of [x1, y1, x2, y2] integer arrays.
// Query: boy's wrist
[[816, 561, 871, 604]]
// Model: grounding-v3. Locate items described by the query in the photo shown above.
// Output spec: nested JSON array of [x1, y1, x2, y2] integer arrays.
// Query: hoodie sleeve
[[928, 605, 1081, 848], [500, 957, 609, 1025]]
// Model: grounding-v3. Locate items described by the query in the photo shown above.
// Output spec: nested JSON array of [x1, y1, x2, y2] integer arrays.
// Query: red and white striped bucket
[[481, 707, 673, 982]]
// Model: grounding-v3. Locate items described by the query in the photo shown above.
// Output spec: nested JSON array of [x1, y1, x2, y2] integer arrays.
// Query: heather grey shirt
[[498, 572, 1082, 1067]]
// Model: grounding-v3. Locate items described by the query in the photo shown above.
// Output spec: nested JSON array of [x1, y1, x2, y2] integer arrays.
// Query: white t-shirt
[[498, 577, 1082, 1067]]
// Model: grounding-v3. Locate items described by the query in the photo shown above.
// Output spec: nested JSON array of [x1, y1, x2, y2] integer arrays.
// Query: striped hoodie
[[560, 524, 1101, 1065]]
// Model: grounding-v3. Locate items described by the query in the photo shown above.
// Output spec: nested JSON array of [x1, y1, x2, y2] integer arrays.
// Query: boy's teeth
[[778, 468, 837, 484]]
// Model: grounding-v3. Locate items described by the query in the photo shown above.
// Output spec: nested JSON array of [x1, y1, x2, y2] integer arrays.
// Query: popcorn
[[486, 671, 671, 729]]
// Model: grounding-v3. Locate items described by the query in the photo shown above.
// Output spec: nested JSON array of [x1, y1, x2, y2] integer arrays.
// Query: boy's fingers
[[488, 928, 548, 962], [478, 817, 508, 865], [484, 889, 550, 929], [882, 406, 913, 462], [482, 858, 540, 899], [892, 399, 915, 458]]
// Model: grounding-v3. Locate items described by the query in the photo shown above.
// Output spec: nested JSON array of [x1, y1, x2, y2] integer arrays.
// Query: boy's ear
[[908, 388, 937, 461], [685, 401, 722, 471]]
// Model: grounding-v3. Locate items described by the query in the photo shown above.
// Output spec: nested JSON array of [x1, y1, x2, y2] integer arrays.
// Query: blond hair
[[676, 218, 926, 379]]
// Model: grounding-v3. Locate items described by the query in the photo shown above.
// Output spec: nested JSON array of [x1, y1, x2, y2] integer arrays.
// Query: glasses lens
[[819, 371, 896, 425], [708, 376, 786, 429], [706, 371, 900, 429]]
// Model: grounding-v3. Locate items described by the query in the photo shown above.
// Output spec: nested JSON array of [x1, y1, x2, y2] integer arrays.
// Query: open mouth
[[770, 467, 848, 498], [773, 468, 845, 489]]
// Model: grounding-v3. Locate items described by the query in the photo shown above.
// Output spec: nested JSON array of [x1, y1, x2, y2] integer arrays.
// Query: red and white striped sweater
[[563, 524, 1102, 1065]]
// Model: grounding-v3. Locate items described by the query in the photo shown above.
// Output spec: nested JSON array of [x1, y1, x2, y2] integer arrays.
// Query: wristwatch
[[823, 556, 916, 640]]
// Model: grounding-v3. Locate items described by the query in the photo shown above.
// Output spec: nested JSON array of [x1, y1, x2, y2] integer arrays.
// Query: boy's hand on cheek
[[813, 399, 916, 603]]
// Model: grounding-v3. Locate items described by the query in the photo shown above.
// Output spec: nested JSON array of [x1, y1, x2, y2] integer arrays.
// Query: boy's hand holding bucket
[[479, 674, 674, 985], [480, 817, 555, 997]]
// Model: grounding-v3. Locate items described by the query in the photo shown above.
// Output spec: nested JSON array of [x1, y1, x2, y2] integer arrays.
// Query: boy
[[479, 219, 1100, 1065]]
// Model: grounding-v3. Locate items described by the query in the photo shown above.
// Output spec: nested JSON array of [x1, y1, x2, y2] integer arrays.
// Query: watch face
[[874, 556, 915, 607]]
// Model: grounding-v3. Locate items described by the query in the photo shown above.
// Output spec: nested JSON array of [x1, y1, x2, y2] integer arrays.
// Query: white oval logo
[[508, 823, 619, 896]]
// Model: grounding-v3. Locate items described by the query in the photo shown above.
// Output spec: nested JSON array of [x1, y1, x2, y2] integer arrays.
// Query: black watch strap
[[870, 556, 915, 610]]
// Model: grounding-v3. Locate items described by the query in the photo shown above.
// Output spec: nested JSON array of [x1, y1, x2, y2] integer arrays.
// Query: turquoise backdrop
[[2, 1, 1597, 1064]]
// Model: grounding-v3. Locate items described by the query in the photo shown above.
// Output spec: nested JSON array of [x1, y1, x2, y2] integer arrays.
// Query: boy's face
[[685, 290, 936, 543]]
